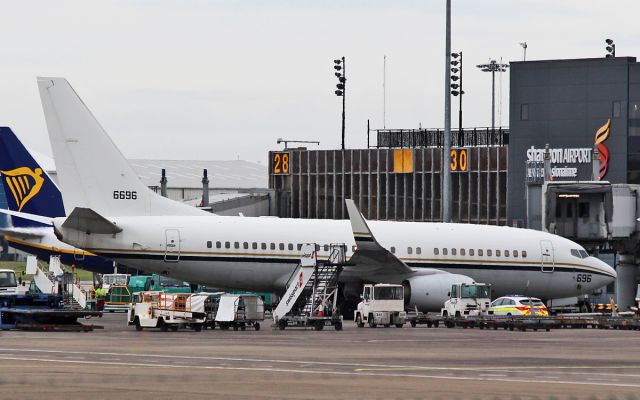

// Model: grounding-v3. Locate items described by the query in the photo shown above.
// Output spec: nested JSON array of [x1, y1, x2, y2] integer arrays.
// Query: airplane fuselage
[[56, 215, 616, 299]]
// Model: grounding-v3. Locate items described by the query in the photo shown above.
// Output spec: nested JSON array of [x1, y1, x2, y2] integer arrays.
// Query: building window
[[613, 101, 622, 118], [460, 248, 466, 256], [520, 104, 529, 121], [416, 247, 422, 255], [579, 202, 590, 218], [207, 241, 212, 249], [434, 248, 439, 255], [390, 246, 396, 254], [407, 247, 413, 255]]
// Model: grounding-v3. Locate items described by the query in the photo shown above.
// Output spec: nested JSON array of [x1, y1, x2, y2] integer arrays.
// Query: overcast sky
[[0, 0, 639, 164]]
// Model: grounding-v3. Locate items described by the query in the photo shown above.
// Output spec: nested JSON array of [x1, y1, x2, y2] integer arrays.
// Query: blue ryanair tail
[[0, 127, 117, 273]]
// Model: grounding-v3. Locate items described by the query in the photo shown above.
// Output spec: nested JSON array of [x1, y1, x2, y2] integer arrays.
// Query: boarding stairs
[[273, 244, 346, 323], [25, 255, 88, 310]]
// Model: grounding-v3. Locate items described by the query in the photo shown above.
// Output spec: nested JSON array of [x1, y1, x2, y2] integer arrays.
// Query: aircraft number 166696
[[113, 190, 138, 200], [576, 273, 592, 283]]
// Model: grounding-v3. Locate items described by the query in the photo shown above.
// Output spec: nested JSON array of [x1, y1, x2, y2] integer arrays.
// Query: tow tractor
[[441, 282, 492, 318], [127, 291, 207, 331], [354, 284, 406, 328]]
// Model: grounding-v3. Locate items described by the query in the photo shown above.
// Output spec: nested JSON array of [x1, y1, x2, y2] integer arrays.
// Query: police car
[[489, 296, 549, 317]]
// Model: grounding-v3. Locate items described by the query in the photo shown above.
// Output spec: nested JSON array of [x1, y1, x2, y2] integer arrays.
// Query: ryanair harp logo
[[0, 167, 45, 211], [594, 119, 611, 180]]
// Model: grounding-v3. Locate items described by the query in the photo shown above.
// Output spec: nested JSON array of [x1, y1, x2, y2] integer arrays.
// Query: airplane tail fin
[[37, 77, 207, 217], [0, 127, 66, 227]]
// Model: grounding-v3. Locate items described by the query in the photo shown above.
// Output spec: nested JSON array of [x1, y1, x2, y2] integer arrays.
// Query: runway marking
[[1, 347, 640, 374], [0, 355, 638, 389]]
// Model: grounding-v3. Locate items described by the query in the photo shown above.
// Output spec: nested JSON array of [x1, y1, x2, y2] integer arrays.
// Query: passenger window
[[207, 241, 212, 249], [270, 243, 276, 250], [522, 250, 527, 258], [216, 241, 221, 249], [434, 248, 439, 255], [225, 241, 230, 249], [297, 244, 303, 251], [487, 250, 492, 257], [478, 249, 483, 256], [261, 243, 267, 250], [469, 249, 474, 256], [504, 250, 509, 257], [513, 250, 518, 258], [279, 243, 285, 250], [324, 245, 329, 252], [390, 246, 396, 254], [243, 242, 249, 249], [495, 250, 500, 257], [460, 248, 466, 256], [234, 242, 240, 249], [416, 247, 421, 255], [443, 248, 448, 256], [407, 247, 413, 255], [252, 242, 258, 250], [286, 243, 291, 251], [451, 248, 456, 256]]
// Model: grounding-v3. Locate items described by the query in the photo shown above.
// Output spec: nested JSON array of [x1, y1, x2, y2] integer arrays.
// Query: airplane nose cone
[[591, 257, 616, 281]]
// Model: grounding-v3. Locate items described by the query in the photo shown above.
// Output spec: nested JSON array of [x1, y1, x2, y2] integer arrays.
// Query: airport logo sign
[[0, 167, 45, 211], [594, 119, 611, 180]]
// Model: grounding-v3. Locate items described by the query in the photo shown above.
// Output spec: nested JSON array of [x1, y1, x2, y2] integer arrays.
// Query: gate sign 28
[[450, 149, 469, 172], [272, 152, 291, 175]]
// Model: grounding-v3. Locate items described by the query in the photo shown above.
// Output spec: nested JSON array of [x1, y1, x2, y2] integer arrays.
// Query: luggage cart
[[214, 293, 265, 331]]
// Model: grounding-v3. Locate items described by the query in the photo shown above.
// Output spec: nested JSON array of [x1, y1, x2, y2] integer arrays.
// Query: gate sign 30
[[450, 149, 468, 172], [271, 152, 291, 175]]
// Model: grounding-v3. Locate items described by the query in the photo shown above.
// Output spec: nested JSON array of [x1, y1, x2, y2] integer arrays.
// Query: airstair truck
[[354, 284, 406, 328]]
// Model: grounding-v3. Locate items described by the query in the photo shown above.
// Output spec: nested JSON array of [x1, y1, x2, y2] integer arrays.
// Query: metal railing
[[374, 127, 509, 148]]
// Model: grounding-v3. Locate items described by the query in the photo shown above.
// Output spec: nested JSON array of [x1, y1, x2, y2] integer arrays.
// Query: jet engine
[[403, 273, 474, 311]]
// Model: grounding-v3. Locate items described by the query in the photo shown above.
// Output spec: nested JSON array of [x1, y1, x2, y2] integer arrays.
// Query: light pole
[[443, 0, 452, 223], [605, 39, 616, 58], [334, 57, 346, 150], [476, 60, 509, 130], [450, 52, 464, 140]]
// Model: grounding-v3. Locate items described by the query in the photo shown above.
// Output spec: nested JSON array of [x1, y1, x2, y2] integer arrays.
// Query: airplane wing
[[62, 207, 122, 234], [0, 227, 45, 239], [344, 199, 414, 276]]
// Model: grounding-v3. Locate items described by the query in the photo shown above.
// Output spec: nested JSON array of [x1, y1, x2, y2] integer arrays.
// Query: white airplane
[[14, 77, 615, 311]]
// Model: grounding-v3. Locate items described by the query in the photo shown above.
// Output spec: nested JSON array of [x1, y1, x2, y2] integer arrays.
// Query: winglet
[[61, 207, 122, 234], [345, 199, 377, 246]]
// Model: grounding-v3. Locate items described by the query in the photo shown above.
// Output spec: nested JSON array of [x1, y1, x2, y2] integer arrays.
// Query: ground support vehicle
[[214, 293, 265, 331], [0, 293, 102, 331], [0, 269, 18, 294], [354, 284, 406, 328], [441, 282, 492, 318], [127, 291, 207, 332], [273, 244, 345, 331], [104, 285, 132, 312]]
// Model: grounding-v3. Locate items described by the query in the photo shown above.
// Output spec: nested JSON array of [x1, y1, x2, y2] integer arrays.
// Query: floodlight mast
[[476, 60, 509, 130], [443, 0, 452, 223]]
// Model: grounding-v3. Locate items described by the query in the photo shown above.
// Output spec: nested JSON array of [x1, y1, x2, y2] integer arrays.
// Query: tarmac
[[0, 314, 639, 400]]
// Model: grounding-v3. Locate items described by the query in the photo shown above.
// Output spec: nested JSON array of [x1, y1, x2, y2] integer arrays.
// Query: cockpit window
[[570, 249, 581, 258], [579, 250, 589, 258]]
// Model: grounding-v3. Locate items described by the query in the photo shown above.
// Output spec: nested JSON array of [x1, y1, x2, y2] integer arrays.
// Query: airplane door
[[164, 229, 181, 262], [540, 240, 554, 273]]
